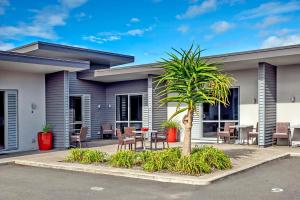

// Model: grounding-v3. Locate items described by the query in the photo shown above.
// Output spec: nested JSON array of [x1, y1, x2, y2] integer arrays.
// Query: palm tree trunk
[[182, 109, 193, 156]]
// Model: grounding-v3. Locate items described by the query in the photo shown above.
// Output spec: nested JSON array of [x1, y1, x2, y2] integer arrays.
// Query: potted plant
[[161, 120, 181, 143], [37, 124, 53, 150]]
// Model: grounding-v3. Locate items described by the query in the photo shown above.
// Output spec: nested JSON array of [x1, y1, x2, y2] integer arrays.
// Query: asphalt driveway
[[0, 157, 299, 200]]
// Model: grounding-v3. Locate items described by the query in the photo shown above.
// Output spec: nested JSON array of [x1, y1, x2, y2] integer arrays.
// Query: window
[[116, 94, 143, 132], [202, 88, 239, 138]]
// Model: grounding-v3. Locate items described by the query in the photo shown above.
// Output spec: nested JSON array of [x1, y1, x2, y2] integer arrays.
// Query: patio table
[[290, 125, 300, 147], [133, 130, 157, 150], [230, 125, 253, 144]]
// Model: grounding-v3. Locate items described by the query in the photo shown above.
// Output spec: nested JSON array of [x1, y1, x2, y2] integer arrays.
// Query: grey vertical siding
[[258, 62, 277, 147], [46, 71, 69, 148], [152, 77, 168, 131], [105, 80, 147, 127], [69, 72, 106, 139]]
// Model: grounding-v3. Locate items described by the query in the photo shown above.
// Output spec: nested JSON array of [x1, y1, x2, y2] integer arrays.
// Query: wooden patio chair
[[124, 127, 144, 149], [217, 122, 236, 144], [116, 128, 135, 151], [150, 129, 169, 150], [248, 122, 259, 145], [273, 122, 291, 146], [101, 123, 113, 139], [70, 126, 88, 148]]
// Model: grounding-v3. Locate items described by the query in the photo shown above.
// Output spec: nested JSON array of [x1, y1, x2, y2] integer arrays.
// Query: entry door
[[202, 88, 239, 138]]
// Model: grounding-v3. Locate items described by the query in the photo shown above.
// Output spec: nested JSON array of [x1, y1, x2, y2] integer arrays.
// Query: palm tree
[[156, 45, 234, 156]]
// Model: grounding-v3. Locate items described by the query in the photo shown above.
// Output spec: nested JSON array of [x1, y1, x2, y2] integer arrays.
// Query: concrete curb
[[14, 160, 210, 185], [13, 153, 293, 186], [0, 160, 15, 166]]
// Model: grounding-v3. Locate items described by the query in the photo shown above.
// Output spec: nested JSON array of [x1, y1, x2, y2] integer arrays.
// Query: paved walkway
[[1, 141, 300, 185]]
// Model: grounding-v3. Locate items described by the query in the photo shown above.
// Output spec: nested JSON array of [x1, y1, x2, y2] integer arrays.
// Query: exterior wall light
[[290, 96, 296, 103], [31, 103, 37, 113]]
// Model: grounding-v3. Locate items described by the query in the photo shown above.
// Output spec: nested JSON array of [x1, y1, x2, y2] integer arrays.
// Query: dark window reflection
[[220, 88, 239, 120], [203, 122, 218, 137], [203, 103, 218, 120]]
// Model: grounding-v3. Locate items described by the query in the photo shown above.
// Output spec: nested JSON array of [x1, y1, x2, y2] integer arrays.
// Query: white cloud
[[130, 18, 140, 23], [176, 0, 217, 19], [83, 26, 153, 44], [211, 21, 234, 33], [127, 29, 144, 36], [82, 35, 121, 44], [0, 0, 88, 40], [59, 0, 88, 9], [238, 1, 300, 20], [0, 0, 9, 15], [256, 15, 289, 29], [0, 42, 14, 50], [177, 25, 189, 33], [261, 34, 300, 48], [75, 12, 91, 21]]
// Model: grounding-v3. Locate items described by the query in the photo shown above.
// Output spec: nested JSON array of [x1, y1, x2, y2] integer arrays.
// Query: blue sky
[[1, 0, 300, 64]]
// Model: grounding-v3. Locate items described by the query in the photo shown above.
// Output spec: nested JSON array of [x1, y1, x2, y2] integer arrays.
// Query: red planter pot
[[37, 132, 53, 150], [167, 127, 177, 143]]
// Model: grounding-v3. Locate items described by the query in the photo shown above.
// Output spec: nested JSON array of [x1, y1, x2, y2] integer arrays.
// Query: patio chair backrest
[[124, 127, 136, 137], [276, 122, 289, 133], [116, 128, 123, 142], [224, 122, 235, 132], [80, 126, 88, 141], [101, 123, 112, 131]]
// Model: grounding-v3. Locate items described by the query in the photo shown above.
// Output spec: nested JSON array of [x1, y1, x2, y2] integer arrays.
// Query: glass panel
[[116, 95, 128, 121], [0, 91, 4, 149], [220, 122, 238, 138], [203, 103, 218, 120], [203, 122, 218, 138], [116, 123, 129, 134], [129, 123, 142, 130], [69, 96, 82, 122], [220, 88, 239, 120], [130, 95, 142, 121]]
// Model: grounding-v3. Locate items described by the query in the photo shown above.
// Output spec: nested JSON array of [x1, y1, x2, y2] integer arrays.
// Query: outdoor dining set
[[217, 122, 300, 146], [115, 127, 169, 151]]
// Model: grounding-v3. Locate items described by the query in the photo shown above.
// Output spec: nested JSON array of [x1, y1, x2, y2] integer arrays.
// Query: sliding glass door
[[202, 88, 239, 138], [116, 94, 143, 133]]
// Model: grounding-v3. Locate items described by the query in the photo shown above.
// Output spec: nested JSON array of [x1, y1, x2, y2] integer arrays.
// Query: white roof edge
[[0, 50, 90, 69]]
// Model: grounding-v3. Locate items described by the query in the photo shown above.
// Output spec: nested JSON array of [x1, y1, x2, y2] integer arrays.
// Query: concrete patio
[[1, 140, 300, 185]]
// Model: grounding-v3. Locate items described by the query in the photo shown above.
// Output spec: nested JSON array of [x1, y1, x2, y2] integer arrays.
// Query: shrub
[[191, 145, 203, 154], [65, 148, 85, 162], [175, 146, 232, 175], [142, 151, 164, 172], [142, 147, 181, 172], [109, 150, 136, 168], [175, 155, 211, 176], [81, 149, 108, 164], [135, 150, 153, 166], [65, 149, 108, 164], [197, 146, 232, 170]]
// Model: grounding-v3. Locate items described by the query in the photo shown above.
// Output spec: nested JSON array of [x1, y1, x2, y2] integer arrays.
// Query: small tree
[[156, 45, 234, 156]]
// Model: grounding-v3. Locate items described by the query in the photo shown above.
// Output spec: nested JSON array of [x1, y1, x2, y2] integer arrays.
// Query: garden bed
[[64, 146, 232, 176]]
